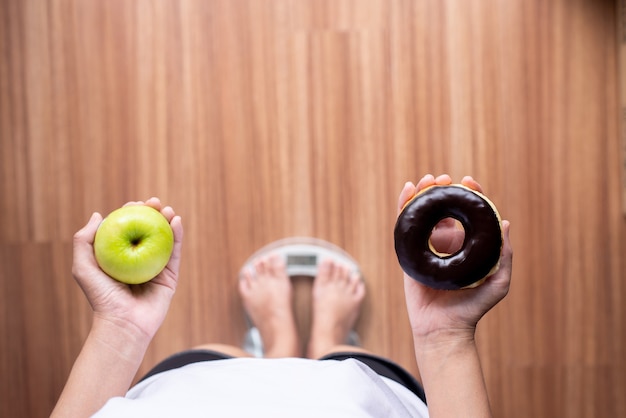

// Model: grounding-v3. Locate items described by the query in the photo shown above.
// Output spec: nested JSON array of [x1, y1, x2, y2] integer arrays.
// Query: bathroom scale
[[240, 237, 362, 357]]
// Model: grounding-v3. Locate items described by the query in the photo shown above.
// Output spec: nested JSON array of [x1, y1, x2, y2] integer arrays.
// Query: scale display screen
[[287, 254, 317, 266]]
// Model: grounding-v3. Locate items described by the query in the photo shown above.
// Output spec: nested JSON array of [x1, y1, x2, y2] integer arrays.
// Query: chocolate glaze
[[394, 185, 502, 290]]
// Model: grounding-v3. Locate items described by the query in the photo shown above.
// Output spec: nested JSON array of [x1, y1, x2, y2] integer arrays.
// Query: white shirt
[[94, 357, 429, 417]]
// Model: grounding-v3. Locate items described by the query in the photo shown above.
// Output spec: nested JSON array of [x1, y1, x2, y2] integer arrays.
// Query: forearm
[[51, 317, 152, 417], [414, 333, 492, 418]]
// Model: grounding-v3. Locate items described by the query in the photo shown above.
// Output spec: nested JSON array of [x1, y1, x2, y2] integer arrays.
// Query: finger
[[121, 198, 163, 210], [161, 206, 176, 223], [434, 217, 456, 229], [461, 176, 483, 193], [434, 174, 452, 185], [500, 220, 513, 264], [416, 174, 436, 192], [165, 215, 184, 274], [430, 227, 464, 255], [144, 197, 163, 212], [397, 182, 417, 214], [486, 220, 513, 287]]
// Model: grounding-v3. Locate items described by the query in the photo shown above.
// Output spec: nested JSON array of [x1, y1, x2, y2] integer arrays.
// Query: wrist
[[412, 327, 478, 359], [90, 314, 153, 362], [413, 329, 482, 390]]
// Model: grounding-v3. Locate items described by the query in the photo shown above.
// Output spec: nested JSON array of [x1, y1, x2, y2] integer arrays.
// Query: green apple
[[94, 205, 174, 284]]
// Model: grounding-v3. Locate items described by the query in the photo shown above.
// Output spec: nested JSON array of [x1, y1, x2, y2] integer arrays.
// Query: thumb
[[74, 212, 103, 245], [72, 212, 103, 278]]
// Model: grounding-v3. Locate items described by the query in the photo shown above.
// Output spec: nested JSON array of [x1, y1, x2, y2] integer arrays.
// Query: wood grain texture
[[1, 0, 624, 417]]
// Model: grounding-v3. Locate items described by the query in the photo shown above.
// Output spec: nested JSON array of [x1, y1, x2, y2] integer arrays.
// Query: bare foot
[[307, 259, 366, 358], [239, 254, 300, 358]]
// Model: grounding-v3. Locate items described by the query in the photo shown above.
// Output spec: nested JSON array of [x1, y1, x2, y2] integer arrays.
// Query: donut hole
[[428, 217, 465, 257]]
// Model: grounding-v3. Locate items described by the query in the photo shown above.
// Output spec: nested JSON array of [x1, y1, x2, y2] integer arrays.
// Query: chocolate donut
[[394, 184, 503, 290]]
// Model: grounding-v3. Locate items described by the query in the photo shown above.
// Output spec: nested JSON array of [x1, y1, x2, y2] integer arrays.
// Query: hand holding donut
[[397, 174, 513, 341]]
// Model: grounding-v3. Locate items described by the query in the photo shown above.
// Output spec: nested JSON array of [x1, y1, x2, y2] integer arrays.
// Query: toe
[[239, 268, 253, 295], [333, 264, 350, 286], [317, 259, 333, 283], [352, 273, 366, 298], [254, 256, 269, 277], [268, 254, 287, 278]]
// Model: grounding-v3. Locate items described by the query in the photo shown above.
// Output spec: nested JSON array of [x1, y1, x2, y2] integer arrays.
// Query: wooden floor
[[1, 0, 625, 417]]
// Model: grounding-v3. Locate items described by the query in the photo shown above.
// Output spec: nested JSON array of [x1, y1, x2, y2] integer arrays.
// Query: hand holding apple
[[72, 198, 183, 339], [94, 205, 174, 284]]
